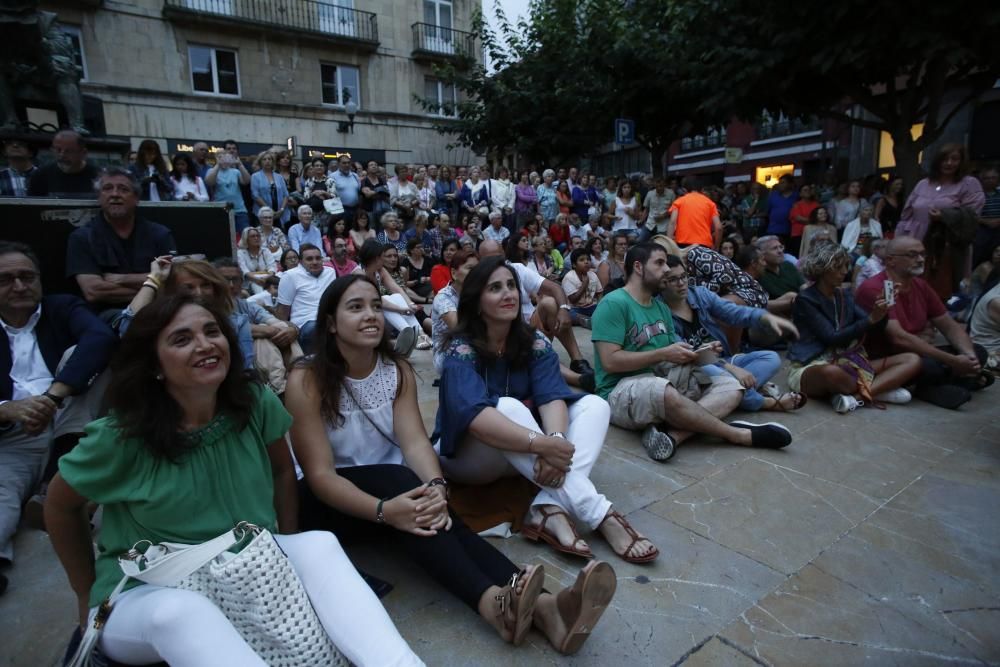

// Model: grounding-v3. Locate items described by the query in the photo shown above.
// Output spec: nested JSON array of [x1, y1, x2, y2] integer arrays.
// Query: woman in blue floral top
[[435, 256, 659, 564]]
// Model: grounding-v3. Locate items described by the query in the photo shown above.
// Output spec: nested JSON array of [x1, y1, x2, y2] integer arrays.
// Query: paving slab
[[680, 636, 764, 666], [646, 456, 881, 575], [719, 564, 986, 666]]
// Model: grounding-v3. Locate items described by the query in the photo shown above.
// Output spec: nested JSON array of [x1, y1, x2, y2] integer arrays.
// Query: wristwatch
[[42, 391, 65, 409]]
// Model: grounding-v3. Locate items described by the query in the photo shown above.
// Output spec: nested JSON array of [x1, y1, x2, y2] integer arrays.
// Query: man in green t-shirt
[[756, 235, 805, 299], [591, 242, 793, 461]]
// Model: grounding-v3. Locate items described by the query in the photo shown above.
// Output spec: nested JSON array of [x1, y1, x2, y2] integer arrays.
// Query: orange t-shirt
[[669, 191, 717, 247]]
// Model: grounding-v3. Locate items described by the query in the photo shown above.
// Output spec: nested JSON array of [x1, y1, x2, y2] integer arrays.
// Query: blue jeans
[[234, 211, 250, 234], [699, 350, 781, 411], [570, 302, 598, 320], [299, 320, 317, 354]]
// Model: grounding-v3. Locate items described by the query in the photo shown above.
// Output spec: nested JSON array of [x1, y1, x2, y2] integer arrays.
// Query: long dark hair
[[297, 275, 406, 426], [170, 152, 198, 182], [137, 139, 169, 175], [106, 295, 255, 461], [448, 256, 535, 367]]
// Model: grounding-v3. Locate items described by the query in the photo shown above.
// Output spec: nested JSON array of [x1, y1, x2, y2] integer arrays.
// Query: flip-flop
[[555, 560, 618, 655], [522, 506, 593, 559]]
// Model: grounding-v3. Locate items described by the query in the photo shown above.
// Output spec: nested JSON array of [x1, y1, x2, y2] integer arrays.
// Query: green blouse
[[58, 384, 293, 607]]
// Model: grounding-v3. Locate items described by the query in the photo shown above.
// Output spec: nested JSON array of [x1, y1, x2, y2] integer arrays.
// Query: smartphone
[[694, 343, 719, 365], [883, 279, 896, 306]]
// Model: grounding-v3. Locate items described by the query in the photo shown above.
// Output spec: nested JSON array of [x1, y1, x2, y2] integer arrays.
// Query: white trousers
[[440, 395, 612, 529], [97, 531, 423, 667], [382, 293, 420, 335]]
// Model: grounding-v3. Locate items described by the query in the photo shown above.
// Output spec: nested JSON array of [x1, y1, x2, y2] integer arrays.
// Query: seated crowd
[[0, 134, 997, 665]]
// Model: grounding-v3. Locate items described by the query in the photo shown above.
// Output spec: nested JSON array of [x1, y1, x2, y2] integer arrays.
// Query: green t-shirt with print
[[591, 288, 677, 399]]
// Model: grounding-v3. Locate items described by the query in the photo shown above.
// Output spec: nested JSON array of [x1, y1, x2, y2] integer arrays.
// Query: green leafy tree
[[662, 0, 1000, 186], [422, 0, 717, 172]]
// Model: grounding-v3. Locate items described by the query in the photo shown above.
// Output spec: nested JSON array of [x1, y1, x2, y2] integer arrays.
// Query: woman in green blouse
[[44, 295, 422, 666]]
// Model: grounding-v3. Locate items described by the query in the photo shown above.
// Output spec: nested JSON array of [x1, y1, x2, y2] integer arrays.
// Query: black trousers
[[298, 464, 518, 610], [913, 344, 988, 408]]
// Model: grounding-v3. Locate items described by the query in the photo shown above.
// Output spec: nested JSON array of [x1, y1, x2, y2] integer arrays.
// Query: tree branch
[[819, 108, 887, 132]]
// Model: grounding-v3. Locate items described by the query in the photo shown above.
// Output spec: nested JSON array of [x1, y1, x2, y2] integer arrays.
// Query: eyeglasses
[[890, 251, 926, 259], [0, 270, 38, 287], [665, 275, 688, 285]]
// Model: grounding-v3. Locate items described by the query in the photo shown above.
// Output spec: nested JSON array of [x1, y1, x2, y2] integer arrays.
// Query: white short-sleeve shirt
[[276, 265, 337, 327]]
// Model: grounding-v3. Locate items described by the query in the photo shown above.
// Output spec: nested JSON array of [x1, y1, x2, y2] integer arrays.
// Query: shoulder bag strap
[[119, 527, 243, 586]]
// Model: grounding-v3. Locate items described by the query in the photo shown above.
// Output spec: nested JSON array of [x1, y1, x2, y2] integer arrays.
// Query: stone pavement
[[2, 328, 999, 666]]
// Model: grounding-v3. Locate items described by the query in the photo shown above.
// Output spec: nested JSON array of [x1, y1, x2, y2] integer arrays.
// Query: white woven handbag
[[69, 522, 349, 667]]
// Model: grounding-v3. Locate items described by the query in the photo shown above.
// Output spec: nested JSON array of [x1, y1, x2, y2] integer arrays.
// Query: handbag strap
[[343, 370, 401, 449], [118, 525, 248, 586]]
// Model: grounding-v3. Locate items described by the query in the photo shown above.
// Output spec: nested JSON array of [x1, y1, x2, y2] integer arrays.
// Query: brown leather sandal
[[522, 505, 593, 559], [768, 391, 807, 412], [599, 509, 659, 564], [495, 564, 545, 646], [554, 560, 618, 655]]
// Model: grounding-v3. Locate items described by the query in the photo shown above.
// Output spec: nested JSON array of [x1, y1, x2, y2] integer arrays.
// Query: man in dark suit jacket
[[0, 241, 116, 595]]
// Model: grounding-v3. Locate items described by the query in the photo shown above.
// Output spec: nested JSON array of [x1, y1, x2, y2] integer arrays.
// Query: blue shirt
[[433, 332, 581, 456], [331, 169, 361, 207], [212, 167, 247, 213], [288, 222, 323, 253], [766, 190, 798, 235]]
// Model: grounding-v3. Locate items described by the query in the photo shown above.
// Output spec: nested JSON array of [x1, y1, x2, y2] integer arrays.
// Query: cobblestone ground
[[2, 329, 998, 666]]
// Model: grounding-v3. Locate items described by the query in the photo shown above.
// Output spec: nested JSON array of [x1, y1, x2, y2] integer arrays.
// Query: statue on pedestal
[[0, 0, 87, 134]]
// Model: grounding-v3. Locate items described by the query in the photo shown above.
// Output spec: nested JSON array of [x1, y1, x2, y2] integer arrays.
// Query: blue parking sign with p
[[614, 118, 635, 145]]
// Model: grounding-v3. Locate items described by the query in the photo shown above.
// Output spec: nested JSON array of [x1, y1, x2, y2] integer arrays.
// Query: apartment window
[[425, 78, 456, 117], [189, 45, 239, 96], [57, 24, 87, 81], [321, 63, 360, 107]]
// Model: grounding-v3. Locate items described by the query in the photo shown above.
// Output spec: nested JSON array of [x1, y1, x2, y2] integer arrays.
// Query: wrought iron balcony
[[756, 116, 821, 140], [411, 22, 476, 62], [163, 0, 379, 49]]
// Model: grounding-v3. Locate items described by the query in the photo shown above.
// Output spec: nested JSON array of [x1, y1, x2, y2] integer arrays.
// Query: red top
[[788, 200, 818, 238], [549, 223, 570, 245], [856, 271, 946, 357], [431, 264, 452, 293]]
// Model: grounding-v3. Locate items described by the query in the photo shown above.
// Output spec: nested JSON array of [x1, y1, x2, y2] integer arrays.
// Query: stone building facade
[[43, 0, 481, 167]]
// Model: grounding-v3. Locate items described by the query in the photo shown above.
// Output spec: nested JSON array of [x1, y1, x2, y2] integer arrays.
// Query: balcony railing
[[163, 0, 379, 48], [411, 22, 476, 61], [756, 116, 821, 140], [680, 130, 727, 152]]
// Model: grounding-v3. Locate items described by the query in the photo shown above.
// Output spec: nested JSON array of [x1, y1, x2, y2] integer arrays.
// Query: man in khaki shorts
[[591, 242, 793, 461]]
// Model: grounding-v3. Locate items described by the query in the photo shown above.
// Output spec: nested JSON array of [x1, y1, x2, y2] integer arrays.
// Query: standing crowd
[[0, 131, 997, 665]]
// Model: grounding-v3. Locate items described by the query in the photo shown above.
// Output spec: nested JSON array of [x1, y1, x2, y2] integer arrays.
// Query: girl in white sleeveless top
[[610, 181, 641, 233], [285, 274, 618, 655]]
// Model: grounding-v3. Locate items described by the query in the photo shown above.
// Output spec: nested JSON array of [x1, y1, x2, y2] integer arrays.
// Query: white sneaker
[[831, 394, 863, 414], [875, 388, 912, 404]]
